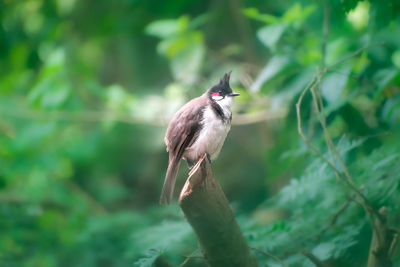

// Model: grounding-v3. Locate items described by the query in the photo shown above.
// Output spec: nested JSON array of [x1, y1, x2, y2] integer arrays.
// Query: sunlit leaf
[[242, 8, 278, 24], [146, 16, 189, 39], [322, 64, 351, 103], [257, 23, 288, 50], [250, 56, 290, 92], [282, 3, 315, 25]]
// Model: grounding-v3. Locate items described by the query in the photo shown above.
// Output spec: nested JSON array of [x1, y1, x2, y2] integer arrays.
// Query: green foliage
[[146, 15, 206, 85], [246, 140, 400, 266], [0, 0, 399, 266]]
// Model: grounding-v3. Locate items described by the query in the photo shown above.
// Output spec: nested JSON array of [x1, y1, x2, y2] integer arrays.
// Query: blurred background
[[1, 0, 400, 266]]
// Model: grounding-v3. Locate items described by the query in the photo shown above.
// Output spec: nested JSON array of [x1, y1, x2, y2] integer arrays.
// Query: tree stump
[[179, 155, 257, 267]]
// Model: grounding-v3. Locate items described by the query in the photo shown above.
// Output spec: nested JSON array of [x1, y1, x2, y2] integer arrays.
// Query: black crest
[[209, 71, 233, 96], [219, 71, 232, 87]]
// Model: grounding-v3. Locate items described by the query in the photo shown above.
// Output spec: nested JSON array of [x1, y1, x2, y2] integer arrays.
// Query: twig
[[320, 0, 330, 69], [313, 71, 380, 235], [250, 246, 288, 267], [65, 180, 107, 214], [307, 99, 316, 139], [297, 70, 380, 234], [326, 42, 385, 72], [310, 81, 349, 197], [179, 249, 201, 267], [311, 75, 379, 218], [296, 0, 385, 257], [310, 0, 379, 216], [389, 233, 399, 258], [295, 77, 345, 175], [316, 188, 363, 241], [329, 198, 352, 226]]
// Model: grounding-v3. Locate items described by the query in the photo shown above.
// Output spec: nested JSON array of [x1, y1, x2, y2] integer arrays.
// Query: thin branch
[[315, 0, 377, 216], [250, 246, 288, 267], [310, 81, 348, 197], [320, 0, 330, 69], [389, 233, 399, 258], [296, 0, 384, 255], [311, 76, 379, 219], [65, 180, 108, 214], [312, 72, 380, 236], [297, 70, 379, 235], [179, 249, 201, 267], [317, 188, 362, 240], [326, 42, 385, 72], [329, 197, 352, 226], [295, 77, 345, 175]]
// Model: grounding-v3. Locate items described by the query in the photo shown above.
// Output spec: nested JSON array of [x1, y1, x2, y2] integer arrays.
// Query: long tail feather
[[160, 158, 181, 204]]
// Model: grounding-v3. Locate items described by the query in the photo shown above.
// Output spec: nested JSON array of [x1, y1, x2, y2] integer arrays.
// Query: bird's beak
[[228, 92, 240, 97]]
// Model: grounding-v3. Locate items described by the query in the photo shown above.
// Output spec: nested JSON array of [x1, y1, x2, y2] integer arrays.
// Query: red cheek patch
[[212, 92, 220, 96]]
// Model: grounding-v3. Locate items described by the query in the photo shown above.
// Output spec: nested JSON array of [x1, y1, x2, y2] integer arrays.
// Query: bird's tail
[[160, 157, 181, 205]]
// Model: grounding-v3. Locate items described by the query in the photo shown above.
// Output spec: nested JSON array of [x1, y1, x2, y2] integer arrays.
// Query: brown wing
[[165, 95, 206, 162]]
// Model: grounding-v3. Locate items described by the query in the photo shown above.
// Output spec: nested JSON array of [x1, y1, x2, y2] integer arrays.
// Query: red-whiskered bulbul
[[160, 72, 239, 204]]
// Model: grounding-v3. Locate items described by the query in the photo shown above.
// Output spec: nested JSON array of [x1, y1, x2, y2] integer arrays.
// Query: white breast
[[186, 98, 232, 161]]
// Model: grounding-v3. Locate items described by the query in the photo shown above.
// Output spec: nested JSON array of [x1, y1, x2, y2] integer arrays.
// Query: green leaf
[[273, 67, 315, 104], [28, 48, 71, 109], [322, 64, 351, 103], [132, 220, 192, 252], [170, 35, 204, 84], [250, 56, 290, 92], [381, 95, 400, 122], [373, 68, 398, 96], [145, 16, 189, 39], [312, 242, 335, 261], [242, 7, 278, 24], [41, 84, 70, 108], [282, 3, 315, 24], [105, 84, 133, 113], [134, 249, 163, 267], [257, 23, 288, 50]]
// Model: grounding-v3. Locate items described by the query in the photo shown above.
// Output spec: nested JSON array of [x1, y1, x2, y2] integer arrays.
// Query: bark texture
[[179, 156, 257, 267]]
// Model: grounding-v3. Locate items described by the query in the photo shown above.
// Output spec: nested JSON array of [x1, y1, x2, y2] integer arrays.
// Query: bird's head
[[208, 71, 240, 102]]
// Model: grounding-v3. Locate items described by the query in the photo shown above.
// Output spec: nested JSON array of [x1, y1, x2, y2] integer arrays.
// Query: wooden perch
[[179, 155, 257, 267]]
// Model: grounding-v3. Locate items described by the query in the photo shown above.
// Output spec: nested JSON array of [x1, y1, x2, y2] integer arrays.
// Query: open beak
[[228, 92, 240, 97]]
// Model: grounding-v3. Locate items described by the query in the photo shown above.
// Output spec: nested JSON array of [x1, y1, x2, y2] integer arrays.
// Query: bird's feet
[[188, 153, 208, 176]]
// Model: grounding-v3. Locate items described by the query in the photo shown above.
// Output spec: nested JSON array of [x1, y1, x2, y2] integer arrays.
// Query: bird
[[160, 71, 240, 204]]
